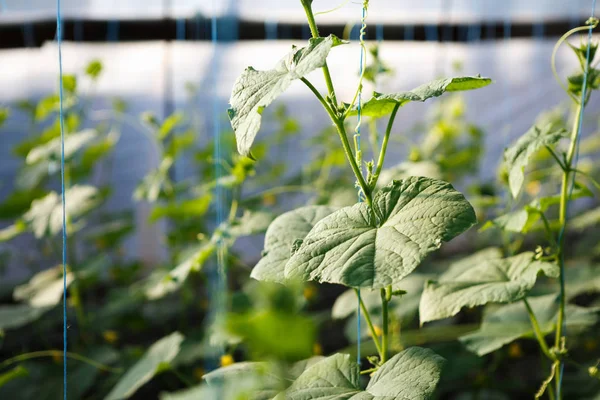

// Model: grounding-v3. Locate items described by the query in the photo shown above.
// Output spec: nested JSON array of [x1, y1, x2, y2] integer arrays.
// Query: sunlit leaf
[[251, 206, 337, 283], [286, 177, 476, 289], [228, 35, 346, 157]]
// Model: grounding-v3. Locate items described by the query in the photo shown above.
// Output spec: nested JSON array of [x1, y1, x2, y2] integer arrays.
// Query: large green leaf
[[460, 294, 599, 356], [23, 185, 100, 238], [251, 206, 337, 283], [280, 347, 445, 399], [419, 252, 558, 324], [504, 124, 567, 199], [285, 177, 476, 289], [228, 35, 345, 157], [105, 332, 184, 400], [357, 76, 492, 118]]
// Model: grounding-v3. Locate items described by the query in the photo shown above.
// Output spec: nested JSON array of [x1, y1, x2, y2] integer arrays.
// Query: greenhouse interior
[[1, 0, 600, 399]]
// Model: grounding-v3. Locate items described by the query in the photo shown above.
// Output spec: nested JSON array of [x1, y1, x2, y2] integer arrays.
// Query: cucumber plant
[[420, 18, 600, 399], [215, 0, 491, 397]]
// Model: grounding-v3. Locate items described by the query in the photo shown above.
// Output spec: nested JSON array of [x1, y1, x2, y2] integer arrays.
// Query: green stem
[[372, 104, 400, 189], [380, 285, 392, 363], [554, 102, 584, 397], [523, 298, 553, 360], [302, 78, 372, 206], [545, 145, 566, 172], [0, 350, 121, 373], [355, 289, 383, 359], [300, 0, 338, 105], [170, 368, 194, 387]]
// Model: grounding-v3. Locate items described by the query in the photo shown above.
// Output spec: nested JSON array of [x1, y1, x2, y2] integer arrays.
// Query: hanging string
[[55, 0, 68, 398], [354, 0, 369, 367], [556, 0, 596, 395]]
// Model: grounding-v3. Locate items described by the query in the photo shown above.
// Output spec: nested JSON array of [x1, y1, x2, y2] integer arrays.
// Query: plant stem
[[554, 102, 584, 397], [355, 289, 383, 358], [0, 350, 121, 373], [372, 104, 400, 189], [380, 285, 392, 363], [300, 0, 337, 105], [523, 298, 553, 360], [301, 78, 372, 205]]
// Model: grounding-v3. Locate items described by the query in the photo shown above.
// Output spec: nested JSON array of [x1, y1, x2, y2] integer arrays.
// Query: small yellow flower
[[372, 325, 383, 338], [526, 180, 542, 196], [52, 351, 62, 364], [303, 285, 317, 301], [220, 354, 235, 367], [193, 367, 205, 381], [508, 343, 523, 358], [313, 343, 323, 355], [262, 194, 276, 206], [103, 330, 119, 344]]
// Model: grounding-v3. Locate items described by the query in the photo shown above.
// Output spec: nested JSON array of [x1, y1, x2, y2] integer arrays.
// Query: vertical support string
[[556, 1, 596, 395], [354, 0, 368, 367], [56, 0, 68, 398]]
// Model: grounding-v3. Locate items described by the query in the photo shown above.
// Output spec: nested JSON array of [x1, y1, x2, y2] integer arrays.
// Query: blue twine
[[176, 18, 186, 41], [425, 24, 438, 42], [376, 24, 383, 42], [557, 1, 597, 395], [355, 3, 367, 367], [56, 0, 68, 398], [265, 21, 277, 40], [107, 19, 119, 42], [404, 24, 414, 41]]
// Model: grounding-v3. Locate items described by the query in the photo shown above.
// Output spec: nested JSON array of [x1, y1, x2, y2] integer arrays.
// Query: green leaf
[[149, 195, 212, 222], [13, 265, 74, 308], [23, 185, 100, 238], [106, 332, 184, 400], [482, 182, 593, 233], [26, 129, 98, 165], [62, 75, 77, 94], [0, 304, 49, 331], [504, 124, 567, 199], [281, 347, 445, 399], [134, 157, 174, 202], [460, 294, 599, 356], [201, 357, 324, 399], [0, 220, 27, 242], [357, 76, 492, 118], [228, 35, 345, 157], [286, 177, 476, 289], [145, 242, 215, 300], [158, 112, 184, 140], [419, 252, 558, 324], [251, 206, 338, 283], [86, 59, 103, 79], [0, 108, 9, 127], [227, 310, 316, 362], [0, 188, 47, 220]]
